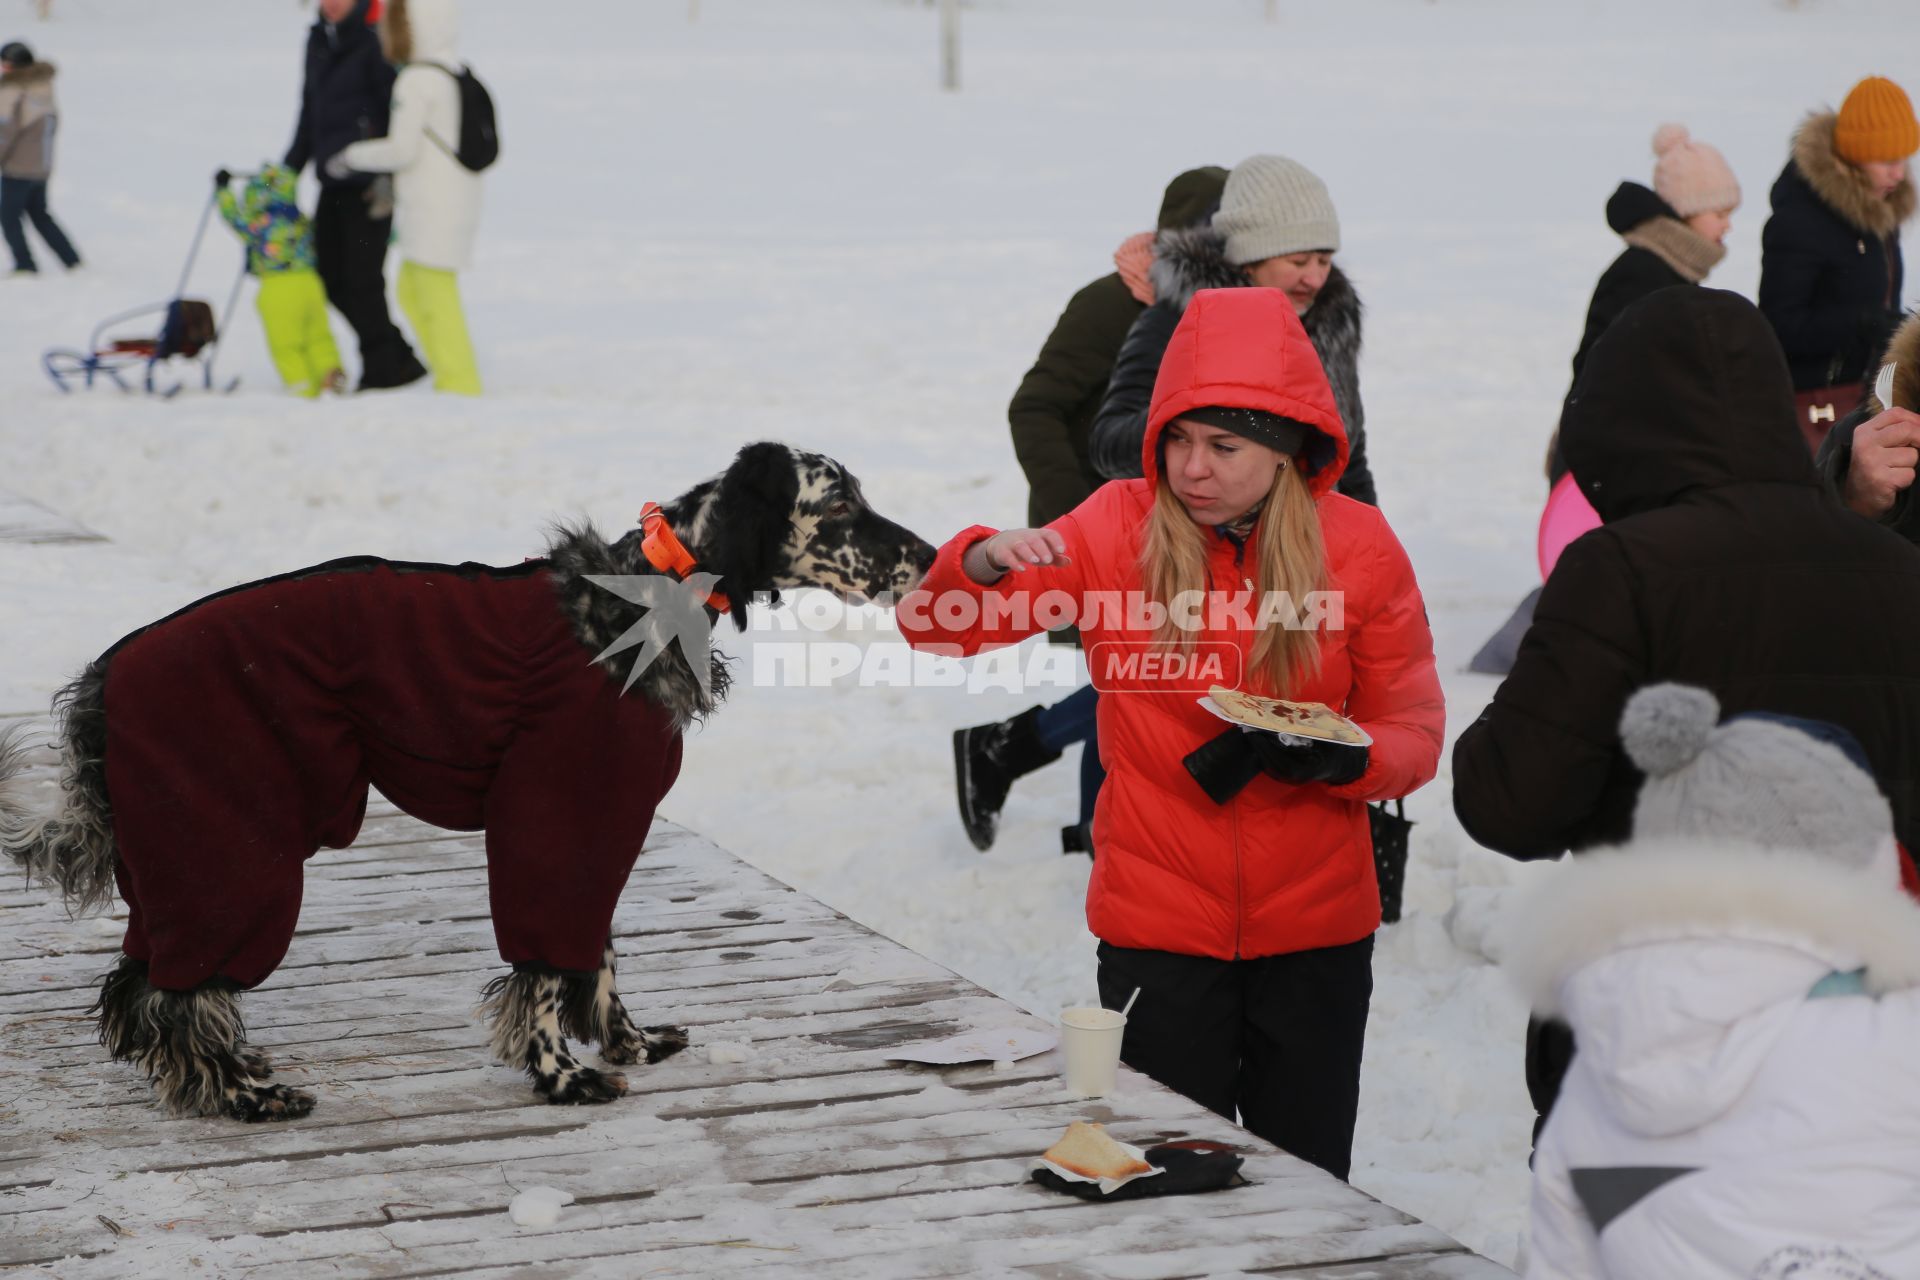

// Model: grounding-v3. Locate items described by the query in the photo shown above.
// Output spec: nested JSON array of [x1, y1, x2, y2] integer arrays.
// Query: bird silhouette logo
[[582, 573, 724, 699]]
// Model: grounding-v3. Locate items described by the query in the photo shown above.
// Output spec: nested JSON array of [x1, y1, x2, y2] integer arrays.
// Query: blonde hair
[[1140, 460, 1326, 694]]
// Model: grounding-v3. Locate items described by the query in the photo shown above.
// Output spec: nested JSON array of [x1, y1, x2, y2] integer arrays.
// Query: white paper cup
[[1059, 1006, 1127, 1098]]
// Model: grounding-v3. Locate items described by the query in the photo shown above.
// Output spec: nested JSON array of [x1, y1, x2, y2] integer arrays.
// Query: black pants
[[312, 184, 418, 385], [1, 176, 81, 272], [1526, 1016, 1576, 1149], [1096, 936, 1373, 1181]]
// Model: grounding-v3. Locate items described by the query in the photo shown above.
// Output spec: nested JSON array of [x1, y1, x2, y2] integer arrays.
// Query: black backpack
[[420, 61, 499, 173]]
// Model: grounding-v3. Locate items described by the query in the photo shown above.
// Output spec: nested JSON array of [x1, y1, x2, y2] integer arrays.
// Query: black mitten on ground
[[1246, 731, 1368, 786], [1032, 1140, 1248, 1200]]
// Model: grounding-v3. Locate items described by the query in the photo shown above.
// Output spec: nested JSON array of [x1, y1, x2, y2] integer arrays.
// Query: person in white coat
[[332, 0, 482, 395], [1503, 683, 1920, 1280]]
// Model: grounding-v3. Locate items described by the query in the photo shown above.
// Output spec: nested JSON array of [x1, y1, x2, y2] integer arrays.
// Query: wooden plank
[[0, 809, 1509, 1279]]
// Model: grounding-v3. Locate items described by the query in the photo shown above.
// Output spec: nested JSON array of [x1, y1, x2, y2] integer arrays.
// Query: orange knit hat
[[1834, 76, 1920, 164]]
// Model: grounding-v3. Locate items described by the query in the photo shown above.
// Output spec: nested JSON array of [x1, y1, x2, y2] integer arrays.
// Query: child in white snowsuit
[[1503, 683, 1920, 1279], [216, 164, 343, 398]]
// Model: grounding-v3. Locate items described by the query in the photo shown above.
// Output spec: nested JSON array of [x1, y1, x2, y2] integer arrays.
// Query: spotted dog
[[0, 442, 935, 1122]]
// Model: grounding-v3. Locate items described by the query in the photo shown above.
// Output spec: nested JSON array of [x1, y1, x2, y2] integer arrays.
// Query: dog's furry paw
[[599, 1036, 642, 1066], [235, 1047, 275, 1080], [639, 1025, 689, 1064], [540, 1066, 627, 1106], [228, 1083, 314, 1123]]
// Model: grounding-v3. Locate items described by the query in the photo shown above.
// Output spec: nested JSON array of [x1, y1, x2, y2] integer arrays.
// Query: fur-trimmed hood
[[0, 61, 55, 87], [1866, 312, 1920, 415], [1504, 837, 1920, 1136], [1146, 224, 1365, 439], [1787, 111, 1918, 239], [1506, 837, 1920, 1014]]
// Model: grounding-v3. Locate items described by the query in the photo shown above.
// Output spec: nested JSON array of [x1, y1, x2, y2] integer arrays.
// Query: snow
[[2, 0, 1913, 1268], [507, 1185, 575, 1229]]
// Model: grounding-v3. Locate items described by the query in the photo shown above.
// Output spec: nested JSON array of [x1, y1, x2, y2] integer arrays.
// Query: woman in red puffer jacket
[[900, 286, 1444, 1180]]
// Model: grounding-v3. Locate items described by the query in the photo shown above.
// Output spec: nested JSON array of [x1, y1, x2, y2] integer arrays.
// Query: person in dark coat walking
[[1818, 312, 1920, 535], [1089, 154, 1377, 508], [953, 166, 1227, 859], [1453, 286, 1920, 1135], [1548, 125, 1740, 484], [1759, 75, 1917, 452], [283, 0, 426, 391]]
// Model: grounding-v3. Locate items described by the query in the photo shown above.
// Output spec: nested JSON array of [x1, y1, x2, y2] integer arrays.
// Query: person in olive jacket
[[1008, 166, 1226, 530], [1090, 154, 1377, 507], [1759, 75, 1917, 451], [283, 0, 426, 391], [1453, 286, 1920, 1134], [1549, 125, 1740, 484], [951, 167, 1227, 861]]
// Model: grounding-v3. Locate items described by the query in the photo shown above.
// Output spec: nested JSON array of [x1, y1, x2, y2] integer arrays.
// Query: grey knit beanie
[[1621, 684, 1892, 869], [1213, 155, 1340, 266]]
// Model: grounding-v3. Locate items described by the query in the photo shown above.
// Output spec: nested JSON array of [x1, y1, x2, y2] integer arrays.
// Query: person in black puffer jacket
[[1547, 124, 1741, 484], [1453, 286, 1920, 1140], [283, 0, 425, 391], [1090, 154, 1376, 507], [1759, 76, 1917, 452]]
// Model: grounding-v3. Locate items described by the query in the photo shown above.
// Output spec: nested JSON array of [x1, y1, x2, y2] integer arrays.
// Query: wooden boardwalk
[[0, 723, 1513, 1279]]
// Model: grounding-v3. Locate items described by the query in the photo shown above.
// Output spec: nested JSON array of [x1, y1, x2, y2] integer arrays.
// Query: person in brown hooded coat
[[0, 41, 82, 274]]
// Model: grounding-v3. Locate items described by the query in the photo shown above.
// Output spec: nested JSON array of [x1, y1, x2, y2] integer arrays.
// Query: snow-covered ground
[[1, 0, 1912, 1265]]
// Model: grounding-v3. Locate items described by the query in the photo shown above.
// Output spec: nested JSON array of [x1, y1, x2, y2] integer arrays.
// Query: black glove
[[214, 168, 232, 189], [1183, 730, 1263, 805], [1245, 731, 1369, 786]]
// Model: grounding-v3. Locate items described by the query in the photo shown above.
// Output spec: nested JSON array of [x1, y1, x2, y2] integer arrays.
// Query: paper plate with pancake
[[1199, 685, 1372, 747]]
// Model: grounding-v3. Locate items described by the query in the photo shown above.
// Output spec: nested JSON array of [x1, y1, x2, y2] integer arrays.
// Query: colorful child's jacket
[[217, 165, 317, 276]]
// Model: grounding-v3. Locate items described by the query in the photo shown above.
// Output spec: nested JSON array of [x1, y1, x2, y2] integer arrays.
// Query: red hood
[[1143, 287, 1350, 497]]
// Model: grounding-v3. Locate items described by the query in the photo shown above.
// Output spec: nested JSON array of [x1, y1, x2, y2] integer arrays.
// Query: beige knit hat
[[1651, 124, 1741, 218], [1213, 155, 1340, 266]]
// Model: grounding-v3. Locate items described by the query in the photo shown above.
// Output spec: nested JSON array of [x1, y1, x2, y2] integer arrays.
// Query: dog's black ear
[[709, 442, 801, 630]]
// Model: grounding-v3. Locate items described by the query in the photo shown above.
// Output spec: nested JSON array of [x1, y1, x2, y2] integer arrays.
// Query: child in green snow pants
[[397, 261, 481, 396], [216, 165, 342, 398], [257, 271, 343, 397]]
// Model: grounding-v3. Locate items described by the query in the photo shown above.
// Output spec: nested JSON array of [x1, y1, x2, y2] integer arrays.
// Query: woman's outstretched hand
[[964, 528, 1071, 583]]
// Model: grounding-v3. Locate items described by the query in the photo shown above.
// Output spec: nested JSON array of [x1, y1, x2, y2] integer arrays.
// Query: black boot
[[952, 706, 1062, 851], [1060, 822, 1094, 859]]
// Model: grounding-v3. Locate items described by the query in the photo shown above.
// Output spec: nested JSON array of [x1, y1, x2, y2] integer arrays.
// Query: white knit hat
[[1622, 684, 1891, 870], [1213, 155, 1340, 266], [1650, 124, 1742, 218]]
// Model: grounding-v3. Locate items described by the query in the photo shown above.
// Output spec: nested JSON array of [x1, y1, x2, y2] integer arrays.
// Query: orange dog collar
[[638, 502, 732, 614]]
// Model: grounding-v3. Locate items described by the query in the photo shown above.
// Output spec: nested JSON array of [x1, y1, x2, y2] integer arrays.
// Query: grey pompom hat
[[1621, 683, 1893, 871]]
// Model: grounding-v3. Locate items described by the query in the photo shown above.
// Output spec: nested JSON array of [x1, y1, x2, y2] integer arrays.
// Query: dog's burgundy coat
[[102, 556, 681, 991]]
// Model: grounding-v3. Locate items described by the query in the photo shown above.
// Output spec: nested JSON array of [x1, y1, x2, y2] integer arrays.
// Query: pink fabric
[[1113, 231, 1155, 305], [1538, 473, 1603, 580]]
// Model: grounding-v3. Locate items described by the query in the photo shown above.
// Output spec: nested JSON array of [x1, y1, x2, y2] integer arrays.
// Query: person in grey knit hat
[[1211, 154, 1341, 311], [1090, 152, 1378, 505], [1500, 684, 1920, 1277]]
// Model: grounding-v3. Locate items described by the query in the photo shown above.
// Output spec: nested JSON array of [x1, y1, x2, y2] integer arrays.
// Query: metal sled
[[43, 187, 246, 396]]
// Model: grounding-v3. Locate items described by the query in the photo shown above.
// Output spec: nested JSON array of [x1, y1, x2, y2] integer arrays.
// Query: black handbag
[[1367, 799, 1412, 925]]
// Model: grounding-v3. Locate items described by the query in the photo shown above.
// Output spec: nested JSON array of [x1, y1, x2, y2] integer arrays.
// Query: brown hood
[[0, 61, 55, 86], [1791, 111, 1918, 238], [1866, 313, 1920, 415]]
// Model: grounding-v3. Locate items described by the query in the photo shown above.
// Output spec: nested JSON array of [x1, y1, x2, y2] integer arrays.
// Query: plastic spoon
[[1120, 986, 1141, 1019]]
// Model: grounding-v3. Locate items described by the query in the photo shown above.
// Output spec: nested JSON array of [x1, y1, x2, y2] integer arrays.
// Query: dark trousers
[[1096, 935, 1374, 1181], [312, 184, 417, 384], [1, 176, 81, 272], [1035, 682, 1105, 824], [1526, 1016, 1577, 1149]]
